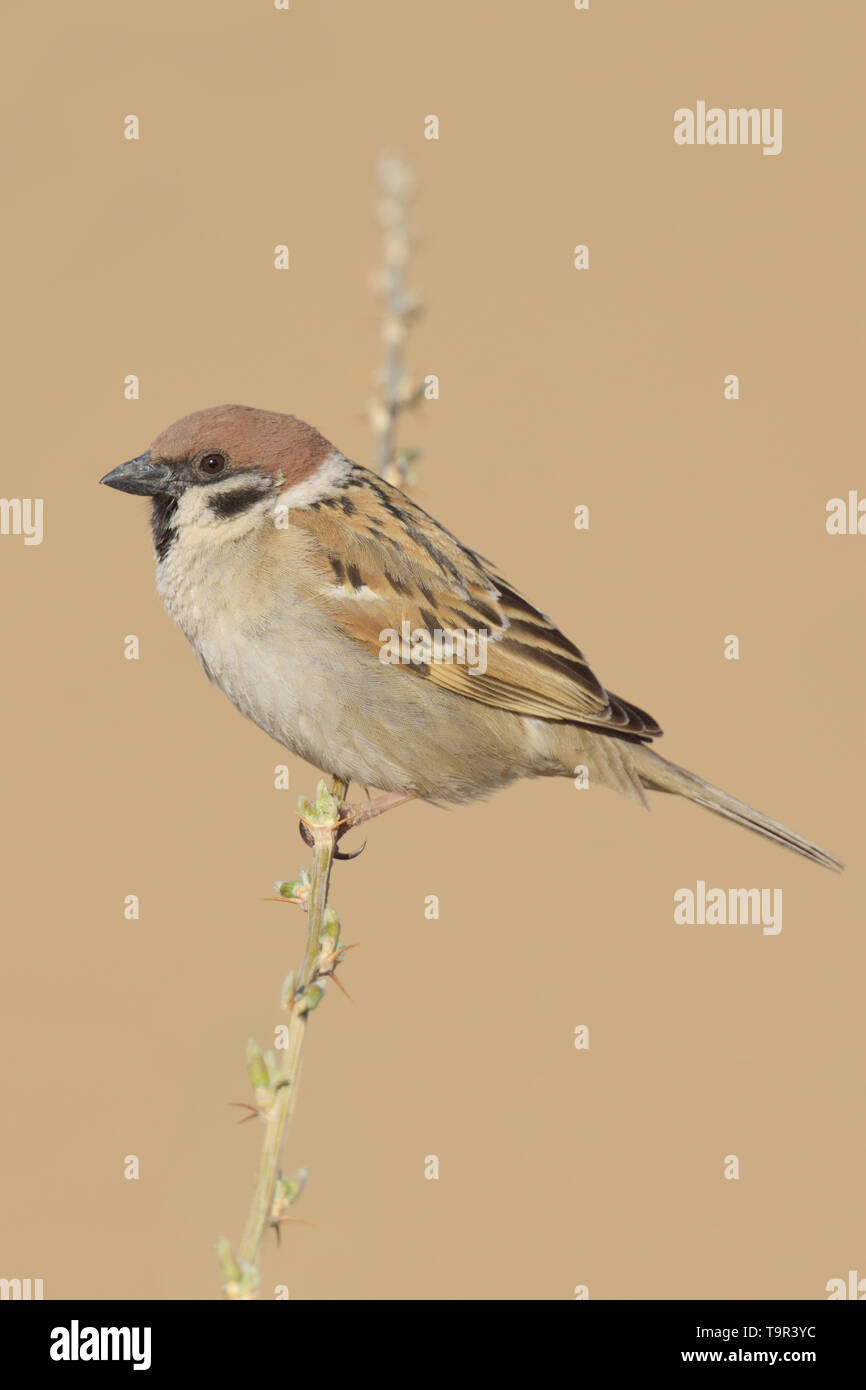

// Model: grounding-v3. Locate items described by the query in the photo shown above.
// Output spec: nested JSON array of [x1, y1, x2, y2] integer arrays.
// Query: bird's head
[[101, 404, 340, 555]]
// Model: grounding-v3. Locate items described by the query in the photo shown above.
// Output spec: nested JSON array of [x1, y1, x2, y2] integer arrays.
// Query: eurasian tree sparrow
[[101, 405, 840, 869]]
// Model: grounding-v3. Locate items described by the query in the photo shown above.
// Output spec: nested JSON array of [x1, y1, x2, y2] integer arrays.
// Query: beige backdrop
[[1, 0, 862, 1301]]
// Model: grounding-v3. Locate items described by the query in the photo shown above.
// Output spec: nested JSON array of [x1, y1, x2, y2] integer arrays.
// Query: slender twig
[[218, 777, 347, 1300]]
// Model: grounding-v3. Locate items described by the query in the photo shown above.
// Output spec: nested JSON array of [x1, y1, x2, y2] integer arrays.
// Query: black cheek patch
[[209, 486, 271, 520]]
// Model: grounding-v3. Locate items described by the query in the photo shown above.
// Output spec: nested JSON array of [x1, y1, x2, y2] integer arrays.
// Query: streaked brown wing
[[289, 466, 661, 738]]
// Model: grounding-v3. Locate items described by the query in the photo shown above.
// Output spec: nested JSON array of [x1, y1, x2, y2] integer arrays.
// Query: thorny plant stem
[[223, 777, 347, 1298]]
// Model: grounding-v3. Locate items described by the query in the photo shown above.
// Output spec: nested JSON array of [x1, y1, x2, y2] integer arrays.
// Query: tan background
[[0, 0, 862, 1300]]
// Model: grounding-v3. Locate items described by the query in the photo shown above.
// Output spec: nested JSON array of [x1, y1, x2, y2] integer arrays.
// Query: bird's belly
[[186, 612, 531, 799], [157, 544, 540, 800]]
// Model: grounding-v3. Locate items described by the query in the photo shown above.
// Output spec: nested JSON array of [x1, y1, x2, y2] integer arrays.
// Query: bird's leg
[[338, 790, 415, 832], [331, 790, 415, 858]]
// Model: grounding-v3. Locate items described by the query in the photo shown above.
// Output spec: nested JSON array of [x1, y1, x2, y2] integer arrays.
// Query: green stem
[[227, 776, 347, 1296]]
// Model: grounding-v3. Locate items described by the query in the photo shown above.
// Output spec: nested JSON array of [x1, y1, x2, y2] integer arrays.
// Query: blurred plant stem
[[369, 152, 424, 485]]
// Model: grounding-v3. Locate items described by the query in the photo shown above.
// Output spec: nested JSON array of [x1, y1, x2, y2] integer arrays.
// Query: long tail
[[628, 744, 842, 871]]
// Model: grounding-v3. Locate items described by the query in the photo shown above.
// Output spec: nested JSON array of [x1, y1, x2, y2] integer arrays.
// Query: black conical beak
[[100, 452, 174, 496]]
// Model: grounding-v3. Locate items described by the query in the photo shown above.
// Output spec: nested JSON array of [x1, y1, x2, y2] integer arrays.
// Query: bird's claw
[[333, 835, 366, 861]]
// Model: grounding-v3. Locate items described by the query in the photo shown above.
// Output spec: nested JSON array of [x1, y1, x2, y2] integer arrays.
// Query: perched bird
[[101, 404, 840, 868]]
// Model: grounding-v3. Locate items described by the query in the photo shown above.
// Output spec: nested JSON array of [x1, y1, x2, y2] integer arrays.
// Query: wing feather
[[289, 467, 661, 739]]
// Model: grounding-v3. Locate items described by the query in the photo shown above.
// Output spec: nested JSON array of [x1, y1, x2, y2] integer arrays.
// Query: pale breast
[[154, 514, 545, 800]]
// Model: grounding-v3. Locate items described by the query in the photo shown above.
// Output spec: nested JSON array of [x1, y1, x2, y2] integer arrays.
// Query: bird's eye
[[199, 452, 227, 476]]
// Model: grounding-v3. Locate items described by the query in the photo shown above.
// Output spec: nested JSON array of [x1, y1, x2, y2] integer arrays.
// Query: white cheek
[[173, 488, 211, 528], [174, 480, 275, 539]]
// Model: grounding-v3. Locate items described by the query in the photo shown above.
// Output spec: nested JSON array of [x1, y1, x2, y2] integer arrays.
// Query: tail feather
[[629, 745, 842, 871]]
